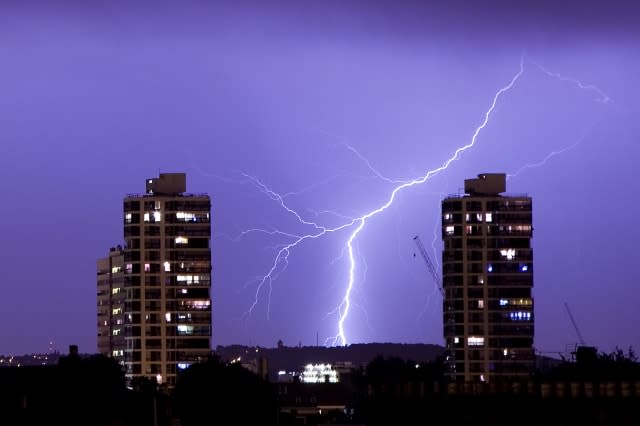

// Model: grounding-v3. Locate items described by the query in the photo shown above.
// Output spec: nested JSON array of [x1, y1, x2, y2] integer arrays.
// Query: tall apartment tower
[[98, 173, 212, 386], [97, 246, 125, 361], [441, 173, 533, 382]]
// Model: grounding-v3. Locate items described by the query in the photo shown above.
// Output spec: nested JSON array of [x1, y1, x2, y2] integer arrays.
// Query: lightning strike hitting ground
[[327, 56, 525, 346], [237, 54, 610, 346]]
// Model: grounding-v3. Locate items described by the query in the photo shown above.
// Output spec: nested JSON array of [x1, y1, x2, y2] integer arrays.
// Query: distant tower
[[441, 173, 534, 382], [98, 173, 212, 387]]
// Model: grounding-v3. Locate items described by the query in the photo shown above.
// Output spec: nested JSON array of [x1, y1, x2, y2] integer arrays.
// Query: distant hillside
[[215, 343, 444, 380]]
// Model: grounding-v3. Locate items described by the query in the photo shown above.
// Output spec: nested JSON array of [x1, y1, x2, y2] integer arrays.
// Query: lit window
[[177, 363, 191, 370], [465, 214, 470, 221], [444, 213, 452, 220], [487, 264, 493, 272], [477, 300, 484, 309], [112, 288, 121, 295], [165, 312, 171, 322], [186, 300, 210, 310], [466, 225, 473, 234], [503, 348, 508, 356], [177, 325, 194, 335], [509, 311, 531, 321], [126, 264, 132, 273], [112, 329, 121, 336], [144, 263, 151, 272], [445, 226, 455, 235], [500, 249, 516, 260], [153, 212, 161, 222], [154, 201, 161, 210], [111, 266, 122, 273], [181, 288, 188, 294], [163, 262, 171, 272], [499, 299, 508, 306], [300, 363, 339, 383], [468, 336, 484, 346], [476, 213, 483, 222], [485, 213, 492, 222], [176, 212, 196, 222], [175, 236, 189, 244], [143, 213, 150, 222], [125, 213, 132, 223], [454, 337, 460, 344], [477, 276, 484, 284], [520, 264, 528, 272]]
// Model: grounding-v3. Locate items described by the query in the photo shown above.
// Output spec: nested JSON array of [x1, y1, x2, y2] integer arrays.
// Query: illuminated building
[[442, 173, 534, 382], [277, 362, 350, 384], [98, 173, 212, 386], [97, 246, 125, 364]]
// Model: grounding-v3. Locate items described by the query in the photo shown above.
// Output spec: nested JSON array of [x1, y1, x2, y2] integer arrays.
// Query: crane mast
[[564, 302, 586, 346], [413, 235, 444, 297], [413, 234, 456, 378]]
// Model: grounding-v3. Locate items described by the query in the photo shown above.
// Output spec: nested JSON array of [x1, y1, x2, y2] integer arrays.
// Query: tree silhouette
[[544, 346, 640, 381], [174, 355, 276, 426]]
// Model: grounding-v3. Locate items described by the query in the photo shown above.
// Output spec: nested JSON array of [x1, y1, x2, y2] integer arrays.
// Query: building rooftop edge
[[124, 193, 210, 198], [444, 192, 529, 199]]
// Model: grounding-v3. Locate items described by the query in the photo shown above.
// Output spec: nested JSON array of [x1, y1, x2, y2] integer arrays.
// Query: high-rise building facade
[[442, 173, 533, 382], [98, 173, 212, 386], [97, 246, 125, 363]]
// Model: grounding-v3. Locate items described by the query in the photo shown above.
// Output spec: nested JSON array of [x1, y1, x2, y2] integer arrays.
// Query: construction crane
[[413, 235, 456, 378], [564, 302, 586, 346], [413, 235, 444, 297]]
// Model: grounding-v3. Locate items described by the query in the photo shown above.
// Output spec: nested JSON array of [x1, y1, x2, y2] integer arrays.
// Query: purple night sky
[[1, 1, 639, 355]]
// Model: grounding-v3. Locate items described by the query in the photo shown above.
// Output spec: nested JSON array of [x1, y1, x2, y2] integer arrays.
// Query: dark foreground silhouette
[[1, 346, 639, 425]]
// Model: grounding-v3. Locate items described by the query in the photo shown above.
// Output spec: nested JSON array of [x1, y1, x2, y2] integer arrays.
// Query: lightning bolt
[[234, 53, 610, 347], [239, 173, 357, 320], [507, 123, 596, 179], [326, 56, 526, 346], [344, 144, 411, 184], [507, 115, 606, 180], [527, 56, 611, 104]]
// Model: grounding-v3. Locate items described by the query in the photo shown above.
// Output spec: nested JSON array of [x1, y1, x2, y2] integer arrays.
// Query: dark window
[[442, 201, 462, 212], [124, 226, 140, 237], [465, 201, 482, 211], [146, 339, 162, 349], [124, 201, 140, 212]]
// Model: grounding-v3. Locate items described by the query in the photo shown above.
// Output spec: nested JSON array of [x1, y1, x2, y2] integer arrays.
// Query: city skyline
[[1, 1, 639, 355]]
